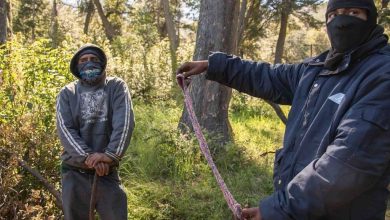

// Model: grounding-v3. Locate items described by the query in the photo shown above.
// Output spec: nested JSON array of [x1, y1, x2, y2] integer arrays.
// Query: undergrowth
[[120, 93, 285, 219]]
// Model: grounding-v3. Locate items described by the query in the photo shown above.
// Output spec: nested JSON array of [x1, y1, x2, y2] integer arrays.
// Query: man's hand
[[176, 60, 209, 78], [85, 153, 113, 168], [94, 162, 110, 176], [241, 207, 262, 220]]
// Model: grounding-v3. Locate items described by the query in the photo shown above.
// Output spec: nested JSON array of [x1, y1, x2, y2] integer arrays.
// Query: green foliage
[[376, 0, 390, 32], [110, 36, 175, 101], [0, 37, 72, 219], [379, 7, 390, 33], [239, 0, 278, 57], [284, 28, 329, 62], [103, 0, 128, 33], [13, 0, 51, 40], [291, 1, 324, 29]]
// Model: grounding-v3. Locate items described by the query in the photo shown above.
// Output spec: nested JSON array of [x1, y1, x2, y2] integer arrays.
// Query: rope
[[177, 75, 242, 219], [89, 173, 98, 220]]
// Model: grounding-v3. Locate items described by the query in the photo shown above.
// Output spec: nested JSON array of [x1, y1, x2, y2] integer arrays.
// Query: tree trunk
[[84, 0, 95, 34], [237, 0, 247, 48], [274, 0, 291, 64], [161, 0, 179, 82], [50, 0, 59, 48], [92, 0, 117, 41], [31, 2, 36, 40], [0, 0, 7, 44], [179, 0, 240, 144], [267, 0, 291, 125], [6, 0, 11, 38]]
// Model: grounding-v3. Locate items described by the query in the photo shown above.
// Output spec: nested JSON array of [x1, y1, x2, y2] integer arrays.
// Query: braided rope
[[177, 75, 242, 219]]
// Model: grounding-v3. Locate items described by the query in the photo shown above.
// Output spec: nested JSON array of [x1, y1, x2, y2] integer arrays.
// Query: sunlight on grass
[[119, 95, 286, 219]]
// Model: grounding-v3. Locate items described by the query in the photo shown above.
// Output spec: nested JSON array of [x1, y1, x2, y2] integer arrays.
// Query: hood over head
[[70, 44, 107, 78]]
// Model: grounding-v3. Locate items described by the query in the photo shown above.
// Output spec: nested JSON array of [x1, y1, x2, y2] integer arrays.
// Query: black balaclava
[[324, 0, 385, 70], [326, 0, 377, 53]]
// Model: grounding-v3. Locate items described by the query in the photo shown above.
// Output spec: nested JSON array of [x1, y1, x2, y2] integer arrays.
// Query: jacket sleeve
[[104, 79, 135, 163], [56, 88, 92, 161], [259, 77, 390, 220], [205, 52, 306, 105]]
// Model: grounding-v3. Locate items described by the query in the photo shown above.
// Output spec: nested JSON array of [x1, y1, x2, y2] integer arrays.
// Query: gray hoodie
[[56, 44, 135, 169]]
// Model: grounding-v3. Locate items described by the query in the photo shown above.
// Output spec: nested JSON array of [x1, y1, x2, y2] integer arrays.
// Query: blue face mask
[[77, 61, 104, 85]]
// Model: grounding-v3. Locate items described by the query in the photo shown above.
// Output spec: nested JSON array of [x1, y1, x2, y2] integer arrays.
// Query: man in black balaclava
[[176, 0, 390, 219]]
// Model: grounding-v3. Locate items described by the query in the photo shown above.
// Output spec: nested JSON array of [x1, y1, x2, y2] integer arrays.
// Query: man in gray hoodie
[[56, 44, 135, 220]]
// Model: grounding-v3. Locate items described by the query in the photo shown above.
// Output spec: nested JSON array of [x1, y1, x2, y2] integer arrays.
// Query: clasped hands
[[85, 153, 113, 176]]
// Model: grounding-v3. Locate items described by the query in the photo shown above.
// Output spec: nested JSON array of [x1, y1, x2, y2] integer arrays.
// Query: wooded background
[[0, 0, 389, 219]]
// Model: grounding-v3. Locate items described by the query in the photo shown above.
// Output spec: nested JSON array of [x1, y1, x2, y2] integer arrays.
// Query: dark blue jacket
[[205, 46, 390, 220]]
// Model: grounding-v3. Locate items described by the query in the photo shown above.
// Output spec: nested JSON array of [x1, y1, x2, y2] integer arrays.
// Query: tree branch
[[0, 147, 63, 210]]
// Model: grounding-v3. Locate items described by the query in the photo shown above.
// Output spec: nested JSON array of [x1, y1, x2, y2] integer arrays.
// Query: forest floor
[[120, 97, 285, 219]]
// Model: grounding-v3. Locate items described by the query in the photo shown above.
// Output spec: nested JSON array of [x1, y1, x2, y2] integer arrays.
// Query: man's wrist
[[104, 151, 118, 163]]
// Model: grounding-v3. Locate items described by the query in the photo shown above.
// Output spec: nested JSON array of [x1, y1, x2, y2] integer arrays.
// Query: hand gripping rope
[[177, 75, 242, 219]]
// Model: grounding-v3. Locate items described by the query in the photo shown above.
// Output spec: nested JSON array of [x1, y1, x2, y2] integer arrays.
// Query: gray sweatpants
[[61, 168, 127, 220]]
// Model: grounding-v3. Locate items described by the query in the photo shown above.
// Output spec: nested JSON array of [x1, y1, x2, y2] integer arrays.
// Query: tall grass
[[120, 93, 286, 219]]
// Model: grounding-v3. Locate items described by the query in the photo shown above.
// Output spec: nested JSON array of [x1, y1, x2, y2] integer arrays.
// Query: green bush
[[0, 37, 71, 219]]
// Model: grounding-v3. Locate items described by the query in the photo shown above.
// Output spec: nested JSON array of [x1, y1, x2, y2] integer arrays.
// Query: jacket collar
[[304, 50, 352, 76]]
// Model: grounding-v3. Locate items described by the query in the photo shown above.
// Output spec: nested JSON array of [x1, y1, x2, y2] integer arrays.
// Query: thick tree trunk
[[179, 0, 240, 144], [84, 0, 95, 34], [0, 0, 7, 44], [161, 0, 179, 82], [93, 0, 117, 41]]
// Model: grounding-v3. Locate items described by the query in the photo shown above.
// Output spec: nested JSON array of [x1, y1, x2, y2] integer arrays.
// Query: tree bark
[[50, 0, 59, 48], [84, 0, 95, 34], [179, 0, 240, 144], [274, 0, 291, 64], [6, 0, 11, 38], [92, 0, 117, 41], [237, 0, 247, 48], [0, 0, 7, 44], [161, 0, 179, 82]]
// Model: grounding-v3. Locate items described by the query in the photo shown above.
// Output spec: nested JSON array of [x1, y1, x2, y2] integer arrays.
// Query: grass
[[119, 95, 285, 219]]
